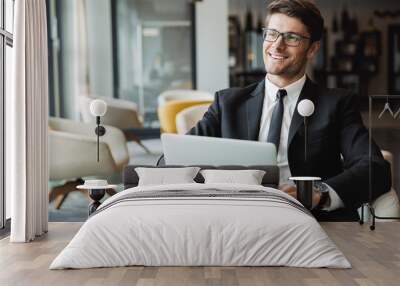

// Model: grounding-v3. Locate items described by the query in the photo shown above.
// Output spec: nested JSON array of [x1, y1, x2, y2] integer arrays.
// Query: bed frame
[[123, 165, 279, 190]]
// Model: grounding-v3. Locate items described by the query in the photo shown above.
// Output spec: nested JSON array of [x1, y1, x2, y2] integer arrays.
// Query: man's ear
[[306, 41, 321, 59]]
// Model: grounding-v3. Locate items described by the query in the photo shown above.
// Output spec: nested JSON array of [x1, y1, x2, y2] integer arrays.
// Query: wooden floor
[[0, 222, 399, 286]]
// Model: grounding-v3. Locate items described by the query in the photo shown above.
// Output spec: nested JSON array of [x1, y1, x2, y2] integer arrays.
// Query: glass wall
[[116, 0, 193, 127], [46, 0, 194, 222], [49, 0, 194, 127]]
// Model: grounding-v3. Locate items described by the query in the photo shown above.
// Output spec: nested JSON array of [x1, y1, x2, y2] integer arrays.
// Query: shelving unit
[[388, 25, 400, 94]]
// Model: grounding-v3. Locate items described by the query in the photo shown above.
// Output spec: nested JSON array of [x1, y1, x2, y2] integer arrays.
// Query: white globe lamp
[[89, 99, 108, 161]]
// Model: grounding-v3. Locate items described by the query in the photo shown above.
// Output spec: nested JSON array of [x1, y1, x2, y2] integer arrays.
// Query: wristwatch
[[313, 182, 330, 210]]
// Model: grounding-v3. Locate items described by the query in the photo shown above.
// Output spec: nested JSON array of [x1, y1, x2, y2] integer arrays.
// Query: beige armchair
[[358, 150, 400, 223], [157, 89, 214, 133], [49, 117, 129, 209], [175, 104, 210, 134], [78, 95, 150, 153], [372, 150, 400, 218]]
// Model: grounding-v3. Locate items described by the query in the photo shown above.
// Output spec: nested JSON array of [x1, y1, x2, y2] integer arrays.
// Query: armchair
[[49, 117, 129, 209], [157, 89, 214, 133], [371, 150, 400, 218], [158, 100, 213, 133], [78, 95, 150, 153], [175, 104, 210, 134]]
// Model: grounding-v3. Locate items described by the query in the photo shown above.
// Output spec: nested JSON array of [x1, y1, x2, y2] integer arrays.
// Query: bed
[[50, 165, 350, 269]]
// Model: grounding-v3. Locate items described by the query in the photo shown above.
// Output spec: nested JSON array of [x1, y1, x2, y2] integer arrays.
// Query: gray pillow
[[135, 167, 201, 186], [200, 169, 266, 185]]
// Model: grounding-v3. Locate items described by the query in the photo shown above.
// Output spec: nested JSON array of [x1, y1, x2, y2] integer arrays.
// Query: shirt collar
[[265, 74, 307, 102]]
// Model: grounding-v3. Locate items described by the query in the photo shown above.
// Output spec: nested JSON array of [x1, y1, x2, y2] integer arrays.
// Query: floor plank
[[0, 222, 399, 286]]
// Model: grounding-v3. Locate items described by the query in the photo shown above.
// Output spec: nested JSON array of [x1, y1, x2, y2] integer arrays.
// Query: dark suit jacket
[[188, 78, 391, 221]]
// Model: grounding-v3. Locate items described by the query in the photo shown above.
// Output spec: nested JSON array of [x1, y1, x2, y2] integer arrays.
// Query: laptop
[[161, 134, 277, 165]]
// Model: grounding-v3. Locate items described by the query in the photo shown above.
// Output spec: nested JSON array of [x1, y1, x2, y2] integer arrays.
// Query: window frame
[[0, 0, 14, 231]]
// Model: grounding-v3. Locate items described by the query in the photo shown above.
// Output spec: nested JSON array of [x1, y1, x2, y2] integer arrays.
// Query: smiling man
[[188, 0, 391, 221]]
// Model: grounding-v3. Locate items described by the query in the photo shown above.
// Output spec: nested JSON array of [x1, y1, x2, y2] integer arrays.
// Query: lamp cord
[[96, 116, 100, 162], [304, 117, 307, 166], [97, 127, 99, 162]]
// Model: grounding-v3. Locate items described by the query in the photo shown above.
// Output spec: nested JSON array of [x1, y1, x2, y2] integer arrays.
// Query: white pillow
[[200, 169, 266, 185], [135, 167, 201, 186]]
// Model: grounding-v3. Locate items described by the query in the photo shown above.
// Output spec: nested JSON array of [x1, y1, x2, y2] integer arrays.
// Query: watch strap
[[314, 183, 330, 210]]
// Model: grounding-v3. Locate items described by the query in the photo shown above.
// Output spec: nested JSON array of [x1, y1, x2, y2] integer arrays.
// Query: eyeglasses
[[262, 28, 310, 47]]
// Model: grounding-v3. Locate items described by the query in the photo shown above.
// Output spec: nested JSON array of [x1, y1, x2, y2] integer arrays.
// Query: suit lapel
[[246, 80, 265, 140], [287, 78, 317, 147]]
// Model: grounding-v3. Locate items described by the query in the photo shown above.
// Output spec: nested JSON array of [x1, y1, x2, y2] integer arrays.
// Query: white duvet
[[50, 183, 351, 269]]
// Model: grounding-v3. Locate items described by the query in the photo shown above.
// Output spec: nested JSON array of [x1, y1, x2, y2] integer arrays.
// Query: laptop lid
[[161, 134, 277, 166]]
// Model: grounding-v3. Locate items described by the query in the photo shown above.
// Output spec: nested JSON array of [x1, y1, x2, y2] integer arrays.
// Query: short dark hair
[[266, 0, 324, 42]]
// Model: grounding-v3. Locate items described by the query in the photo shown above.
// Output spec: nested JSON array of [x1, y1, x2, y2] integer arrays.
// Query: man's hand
[[279, 184, 298, 199], [279, 184, 321, 209]]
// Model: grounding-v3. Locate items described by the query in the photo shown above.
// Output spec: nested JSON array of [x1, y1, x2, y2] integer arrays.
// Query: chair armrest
[[50, 117, 129, 172], [102, 126, 130, 168], [175, 104, 210, 134], [49, 131, 117, 181], [102, 97, 139, 111], [49, 117, 96, 136], [372, 188, 400, 218], [101, 105, 143, 129], [158, 100, 213, 133]]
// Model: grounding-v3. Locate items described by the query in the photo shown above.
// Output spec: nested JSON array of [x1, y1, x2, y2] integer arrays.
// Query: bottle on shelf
[[332, 12, 339, 34], [244, 7, 257, 71], [228, 15, 242, 69], [340, 5, 350, 39], [255, 14, 264, 70]]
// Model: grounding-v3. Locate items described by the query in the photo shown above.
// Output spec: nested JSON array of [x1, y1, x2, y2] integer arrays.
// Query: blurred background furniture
[[175, 103, 210, 134], [48, 117, 129, 209], [158, 99, 213, 133], [157, 89, 214, 133], [359, 150, 400, 227], [371, 150, 400, 218], [157, 89, 214, 106], [79, 95, 151, 153]]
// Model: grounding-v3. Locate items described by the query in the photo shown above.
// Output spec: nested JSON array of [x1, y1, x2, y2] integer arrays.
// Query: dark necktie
[[267, 89, 287, 151]]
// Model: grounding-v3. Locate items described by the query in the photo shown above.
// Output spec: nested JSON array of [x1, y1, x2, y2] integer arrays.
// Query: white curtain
[[8, 0, 49, 242]]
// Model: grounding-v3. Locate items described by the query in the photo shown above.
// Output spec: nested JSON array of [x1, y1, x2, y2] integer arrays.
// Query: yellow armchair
[[158, 99, 213, 133]]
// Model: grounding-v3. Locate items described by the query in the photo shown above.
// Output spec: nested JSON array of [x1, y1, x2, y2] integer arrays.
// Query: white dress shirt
[[258, 74, 344, 211]]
